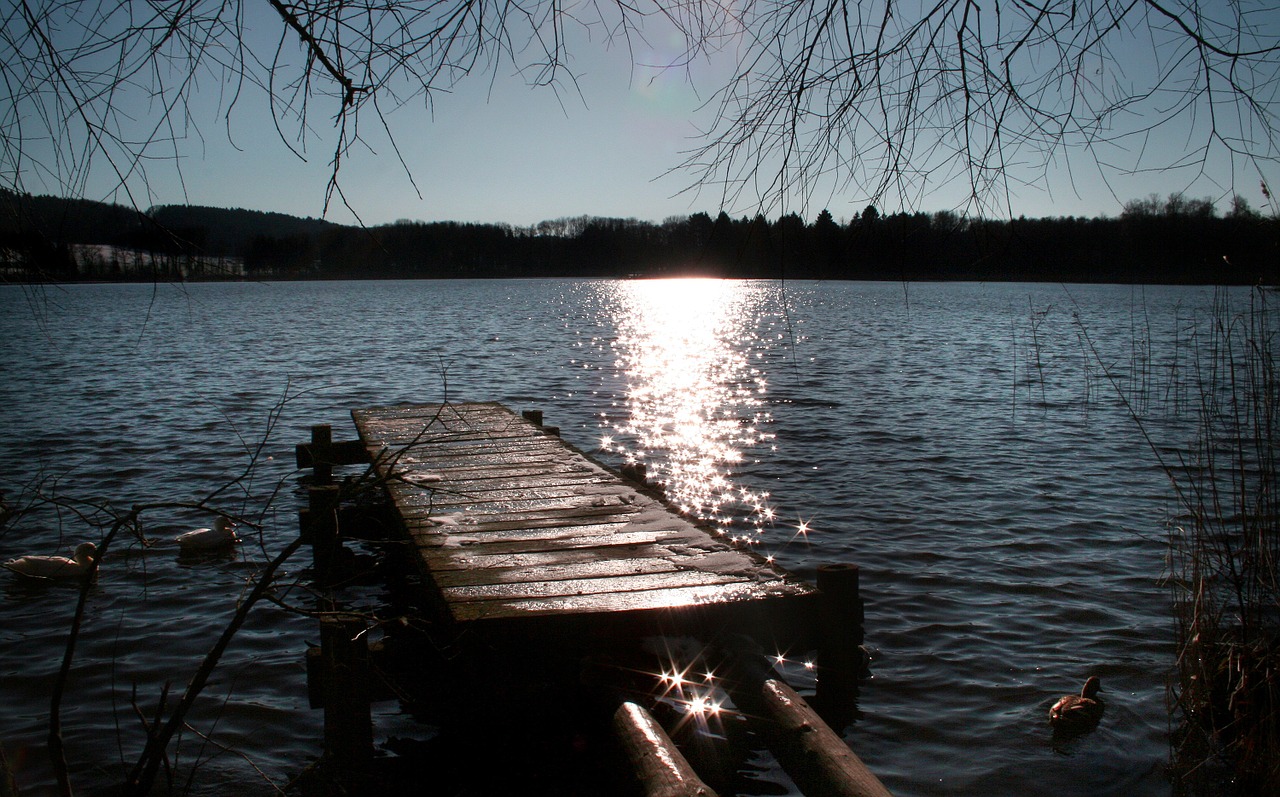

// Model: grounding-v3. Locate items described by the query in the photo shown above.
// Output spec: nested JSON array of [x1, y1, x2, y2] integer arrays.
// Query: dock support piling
[[815, 562, 867, 726], [621, 462, 648, 485], [817, 563, 865, 650], [295, 424, 370, 480], [307, 485, 341, 583], [522, 408, 558, 435], [320, 615, 373, 773], [309, 424, 333, 485]]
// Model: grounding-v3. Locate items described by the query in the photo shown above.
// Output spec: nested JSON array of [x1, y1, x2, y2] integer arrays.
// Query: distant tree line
[[1, 189, 1275, 285]]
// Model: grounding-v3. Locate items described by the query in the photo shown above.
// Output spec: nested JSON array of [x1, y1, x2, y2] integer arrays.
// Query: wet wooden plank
[[443, 569, 743, 603], [393, 472, 614, 496], [410, 530, 673, 560], [427, 543, 676, 573], [396, 492, 637, 520], [409, 526, 720, 583], [430, 555, 686, 588], [403, 506, 641, 530], [430, 546, 784, 590], [352, 402, 816, 633], [394, 487, 631, 513], [453, 582, 806, 623], [410, 519, 641, 546]]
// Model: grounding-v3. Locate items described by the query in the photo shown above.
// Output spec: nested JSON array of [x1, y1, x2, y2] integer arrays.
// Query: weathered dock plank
[[352, 402, 818, 637], [451, 581, 808, 623]]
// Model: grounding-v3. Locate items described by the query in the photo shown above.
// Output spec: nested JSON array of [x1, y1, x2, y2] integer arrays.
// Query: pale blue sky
[[27, 5, 1280, 228]]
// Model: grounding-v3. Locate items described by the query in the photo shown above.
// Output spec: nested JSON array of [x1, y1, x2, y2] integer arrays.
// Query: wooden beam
[[758, 677, 891, 797], [613, 701, 718, 797], [723, 653, 892, 797], [294, 439, 370, 469], [295, 423, 370, 486]]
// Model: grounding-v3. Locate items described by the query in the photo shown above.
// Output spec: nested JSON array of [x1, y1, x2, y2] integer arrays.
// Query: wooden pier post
[[309, 424, 334, 485], [522, 408, 559, 436], [815, 563, 867, 726], [307, 485, 341, 583], [613, 702, 718, 797], [320, 614, 373, 773], [1, 743, 17, 797], [295, 424, 370, 482], [817, 563, 865, 649], [621, 462, 648, 485]]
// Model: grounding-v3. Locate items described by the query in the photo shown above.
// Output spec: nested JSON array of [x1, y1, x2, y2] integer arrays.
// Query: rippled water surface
[[0, 279, 1235, 795]]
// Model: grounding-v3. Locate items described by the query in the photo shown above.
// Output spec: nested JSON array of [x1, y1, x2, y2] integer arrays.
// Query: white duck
[[3, 541, 98, 579], [176, 516, 239, 551]]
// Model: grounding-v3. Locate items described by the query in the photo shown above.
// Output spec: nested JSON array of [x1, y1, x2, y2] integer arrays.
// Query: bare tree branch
[[1, 0, 1276, 218], [123, 534, 306, 795], [678, 0, 1280, 215]]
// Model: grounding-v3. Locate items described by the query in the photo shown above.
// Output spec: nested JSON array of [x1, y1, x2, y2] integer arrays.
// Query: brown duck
[[1049, 676, 1104, 729]]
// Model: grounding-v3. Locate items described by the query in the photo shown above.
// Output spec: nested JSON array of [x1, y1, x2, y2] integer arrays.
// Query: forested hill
[[147, 204, 339, 253], [0, 190, 341, 257], [1, 188, 1275, 285]]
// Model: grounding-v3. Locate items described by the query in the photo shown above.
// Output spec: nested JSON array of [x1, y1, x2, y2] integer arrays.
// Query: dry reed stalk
[[1167, 287, 1279, 795]]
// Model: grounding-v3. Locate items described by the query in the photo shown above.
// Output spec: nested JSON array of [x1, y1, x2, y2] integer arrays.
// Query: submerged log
[[613, 701, 718, 797], [718, 641, 891, 797], [755, 677, 892, 797]]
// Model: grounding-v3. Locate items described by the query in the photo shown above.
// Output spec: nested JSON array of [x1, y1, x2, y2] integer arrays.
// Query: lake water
[[0, 279, 1239, 795]]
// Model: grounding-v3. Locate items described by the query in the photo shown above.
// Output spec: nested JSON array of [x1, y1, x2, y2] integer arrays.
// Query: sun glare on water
[[599, 278, 778, 543]]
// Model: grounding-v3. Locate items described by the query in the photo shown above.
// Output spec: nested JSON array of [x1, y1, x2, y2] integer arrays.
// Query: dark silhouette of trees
[[4, 189, 1274, 285]]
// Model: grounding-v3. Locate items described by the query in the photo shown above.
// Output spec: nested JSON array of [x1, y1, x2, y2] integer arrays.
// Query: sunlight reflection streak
[[600, 278, 778, 543]]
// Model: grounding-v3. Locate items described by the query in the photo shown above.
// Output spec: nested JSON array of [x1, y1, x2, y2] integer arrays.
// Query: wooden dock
[[349, 402, 819, 643], [299, 401, 892, 796]]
